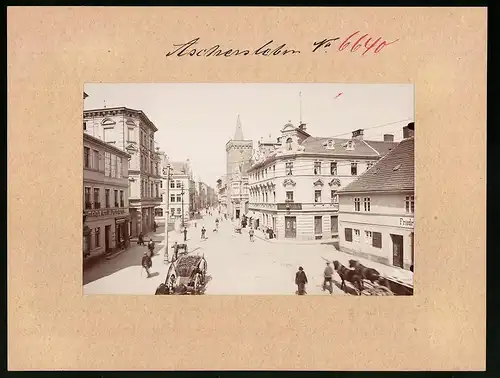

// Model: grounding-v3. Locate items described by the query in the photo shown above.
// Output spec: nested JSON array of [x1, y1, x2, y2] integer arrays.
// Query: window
[[176, 181, 181, 188], [330, 162, 337, 175], [365, 230, 373, 244], [345, 228, 353, 242], [405, 195, 415, 214], [127, 127, 134, 141], [354, 197, 361, 211], [95, 227, 100, 247], [331, 190, 338, 203], [105, 189, 110, 208], [93, 188, 100, 209], [84, 187, 92, 209], [314, 190, 322, 203], [91, 150, 99, 170], [314, 161, 322, 175], [351, 162, 358, 176], [364, 197, 371, 212], [120, 190, 124, 207], [150, 161, 153, 174], [170, 180, 175, 188], [104, 152, 111, 176], [117, 157, 122, 179], [372, 232, 382, 248], [177, 208, 181, 214], [353, 229, 360, 243], [286, 162, 293, 176], [111, 155, 117, 177], [176, 195, 182, 202], [367, 162, 374, 170], [84, 147, 90, 168], [286, 137, 293, 150], [83, 121, 87, 131], [160, 181, 163, 189], [171, 194, 175, 203], [114, 189, 118, 207], [273, 191, 276, 202], [150, 183, 154, 198], [286, 191, 294, 202], [327, 140, 333, 148]]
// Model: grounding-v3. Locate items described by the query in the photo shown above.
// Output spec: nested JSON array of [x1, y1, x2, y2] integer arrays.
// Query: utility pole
[[163, 164, 172, 264], [181, 182, 185, 228]]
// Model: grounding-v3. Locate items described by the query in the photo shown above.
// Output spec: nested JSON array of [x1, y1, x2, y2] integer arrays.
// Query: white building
[[83, 107, 162, 237], [338, 125, 414, 270], [83, 133, 131, 258], [164, 160, 194, 231], [247, 121, 397, 241]]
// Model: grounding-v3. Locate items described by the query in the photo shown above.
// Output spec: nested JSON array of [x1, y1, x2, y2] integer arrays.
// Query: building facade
[[165, 160, 195, 230], [247, 121, 397, 241], [83, 107, 162, 237], [216, 176, 228, 215], [83, 133, 131, 258], [338, 126, 415, 270], [225, 115, 253, 219]]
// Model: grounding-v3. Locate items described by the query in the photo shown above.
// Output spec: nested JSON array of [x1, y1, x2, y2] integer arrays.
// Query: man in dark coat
[[183, 227, 188, 242], [295, 266, 308, 295]]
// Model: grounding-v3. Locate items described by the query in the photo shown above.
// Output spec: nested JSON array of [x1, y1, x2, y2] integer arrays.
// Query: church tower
[[225, 115, 253, 176]]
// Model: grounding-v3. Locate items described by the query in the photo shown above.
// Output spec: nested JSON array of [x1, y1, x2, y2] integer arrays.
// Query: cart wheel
[[193, 274, 201, 294]]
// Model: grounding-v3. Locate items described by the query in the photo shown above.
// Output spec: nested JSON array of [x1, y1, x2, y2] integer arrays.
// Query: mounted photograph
[[82, 83, 415, 296]]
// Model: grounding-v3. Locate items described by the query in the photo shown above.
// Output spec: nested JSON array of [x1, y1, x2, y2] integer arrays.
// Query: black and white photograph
[[82, 83, 415, 296]]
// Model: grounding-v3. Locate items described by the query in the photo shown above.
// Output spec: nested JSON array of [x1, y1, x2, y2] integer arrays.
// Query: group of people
[[294, 262, 335, 295]]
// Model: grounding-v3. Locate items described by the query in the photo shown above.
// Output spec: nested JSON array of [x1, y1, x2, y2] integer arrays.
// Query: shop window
[[345, 228, 353, 242]]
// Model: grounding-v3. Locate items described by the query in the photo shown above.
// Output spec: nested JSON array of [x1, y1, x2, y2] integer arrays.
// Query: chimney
[[403, 122, 415, 139], [352, 129, 364, 140], [298, 122, 307, 131], [383, 134, 394, 142]]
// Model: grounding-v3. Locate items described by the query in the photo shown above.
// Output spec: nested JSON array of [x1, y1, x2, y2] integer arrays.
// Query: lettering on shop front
[[86, 209, 126, 217], [399, 218, 414, 228]]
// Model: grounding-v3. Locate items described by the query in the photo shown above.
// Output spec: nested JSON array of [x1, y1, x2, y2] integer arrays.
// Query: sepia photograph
[[82, 83, 415, 296]]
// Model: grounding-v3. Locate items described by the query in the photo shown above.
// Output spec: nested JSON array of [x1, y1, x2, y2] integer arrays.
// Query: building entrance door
[[105, 225, 111, 253], [391, 234, 404, 268], [285, 216, 297, 238], [236, 209, 240, 219]]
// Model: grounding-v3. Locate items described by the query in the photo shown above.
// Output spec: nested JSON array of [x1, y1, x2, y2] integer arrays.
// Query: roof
[[300, 137, 397, 157], [234, 115, 244, 140], [83, 107, 158, 132], [339, 137, 414, 193], [169, 161, 189, 175]]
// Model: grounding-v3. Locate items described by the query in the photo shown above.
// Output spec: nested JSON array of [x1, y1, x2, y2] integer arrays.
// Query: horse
[[348, 259, 381, 283], [333, 260, 364, 293]]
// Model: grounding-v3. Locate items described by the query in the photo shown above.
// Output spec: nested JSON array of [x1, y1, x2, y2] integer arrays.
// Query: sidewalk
[[252, 228, 339, 245]]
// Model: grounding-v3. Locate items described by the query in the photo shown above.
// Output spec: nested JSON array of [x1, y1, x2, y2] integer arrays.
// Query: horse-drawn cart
[[155, 253, 208, 295]]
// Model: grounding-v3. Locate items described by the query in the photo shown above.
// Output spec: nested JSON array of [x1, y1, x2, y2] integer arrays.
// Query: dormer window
[[324, 139, 335, 150], [286, 137, 293, 151], [344, 141, 355, 151]]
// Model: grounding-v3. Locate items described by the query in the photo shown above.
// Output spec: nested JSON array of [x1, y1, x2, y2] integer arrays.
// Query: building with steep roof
[[337, 124, 414, 270], [83, 107, 162, 238], [247, 121, 397, 241], [225, 115, 253, 220]]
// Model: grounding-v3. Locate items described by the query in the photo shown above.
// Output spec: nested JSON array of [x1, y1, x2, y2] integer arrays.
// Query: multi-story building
[[225, 115, 253, 220], [83, 107, 162, 237], [166, 160, 195, 230], [83, 133, 131, 258], [247, 121, 397, 241], [206, 186, 216, 208], [216, 176, 228, 215], [154, 150, 169, 224], [338, 125, 415, 270]]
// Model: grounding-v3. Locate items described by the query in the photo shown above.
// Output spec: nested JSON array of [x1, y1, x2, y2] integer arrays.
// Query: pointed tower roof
[[233, 114, 244, 140]]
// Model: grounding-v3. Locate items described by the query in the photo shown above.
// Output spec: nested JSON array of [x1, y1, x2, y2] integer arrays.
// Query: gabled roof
[[339, 137, 414, 193], [169, 161, 189, 175]]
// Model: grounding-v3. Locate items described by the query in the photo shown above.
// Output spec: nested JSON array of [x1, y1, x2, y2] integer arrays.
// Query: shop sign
[[399, 217, 414, 228], [85, 208, 126, 217]]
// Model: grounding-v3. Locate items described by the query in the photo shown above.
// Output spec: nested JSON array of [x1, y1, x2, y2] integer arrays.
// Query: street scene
[[83, 84, 415, 296]]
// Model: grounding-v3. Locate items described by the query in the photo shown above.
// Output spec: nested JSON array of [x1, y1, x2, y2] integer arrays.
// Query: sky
[[84, 83, 414, 186]]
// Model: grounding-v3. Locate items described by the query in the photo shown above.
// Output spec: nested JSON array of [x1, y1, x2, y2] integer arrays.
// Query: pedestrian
[[153, 221, 157, 232], [201, 226, 206, 239], [138, 232, 144, 246], [295, 266, 308, 295], [183, 227, 188, 242], [142, 251, 152, 278], [171, 241, 179, 261], [147, 238, 155, 257], [249, 227, 255, 242], [323, 261, 334, 294]]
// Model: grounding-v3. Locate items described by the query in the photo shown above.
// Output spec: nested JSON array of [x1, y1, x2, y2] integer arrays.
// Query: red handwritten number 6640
[[339, 31, 399, 56]]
